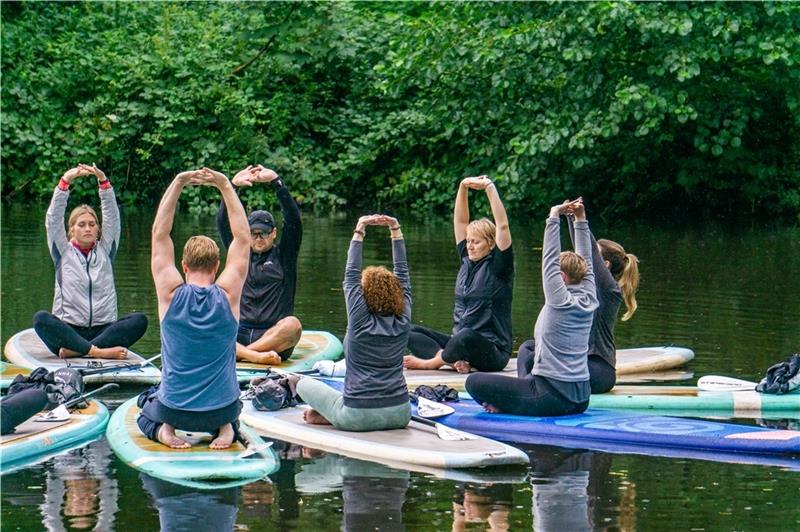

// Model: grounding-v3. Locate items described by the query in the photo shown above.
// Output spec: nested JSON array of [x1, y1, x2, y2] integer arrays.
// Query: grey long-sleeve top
[[46, 185, 121, 327], [342, 239, 411, 408], [532, 217, 598, 386]]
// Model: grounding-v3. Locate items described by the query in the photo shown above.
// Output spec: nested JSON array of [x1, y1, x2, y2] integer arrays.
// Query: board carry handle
[[697, 375, 758, 392]]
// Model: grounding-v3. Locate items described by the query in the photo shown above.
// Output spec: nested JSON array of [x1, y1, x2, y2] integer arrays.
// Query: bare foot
[[237, 347, 281, 365], [157, 424, 191, 449], [453, 360, 472, 374], [86, 346, 128, 359], [302, 409, 332, 425], [403, 355, 443, 370], [210, 423, 235, 449], [482, 402, 501, 413]]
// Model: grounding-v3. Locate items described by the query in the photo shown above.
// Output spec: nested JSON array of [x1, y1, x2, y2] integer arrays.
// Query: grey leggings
[[296, 378, 411, 432]]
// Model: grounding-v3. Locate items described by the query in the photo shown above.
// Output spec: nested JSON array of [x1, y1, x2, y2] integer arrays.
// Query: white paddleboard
[[4, 328, 160, 385], [240, 400, 529, 471], [404, 346, 695, 390]]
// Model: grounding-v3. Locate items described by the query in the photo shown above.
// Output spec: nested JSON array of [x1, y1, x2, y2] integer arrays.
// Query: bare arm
[[151, 172, 197, 319], [210, 168, 250, 318], [453, 179, 471, 243]]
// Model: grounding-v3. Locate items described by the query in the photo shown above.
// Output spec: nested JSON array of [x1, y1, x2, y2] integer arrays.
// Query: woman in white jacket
[[32, 164, 147, 359]]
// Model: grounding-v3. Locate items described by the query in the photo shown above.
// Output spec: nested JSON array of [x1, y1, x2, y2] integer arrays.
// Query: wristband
[[390, 225, 401, 231], [353, 229, 365, 237], [58, 178, 70, 191], [98, 179, 112, 190]]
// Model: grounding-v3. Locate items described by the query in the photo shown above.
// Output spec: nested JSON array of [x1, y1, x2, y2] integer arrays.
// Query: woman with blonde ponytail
[[516, 206, 640, 394]]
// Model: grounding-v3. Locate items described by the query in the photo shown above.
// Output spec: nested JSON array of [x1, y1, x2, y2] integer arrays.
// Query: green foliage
[[2, 1, 799, 222]]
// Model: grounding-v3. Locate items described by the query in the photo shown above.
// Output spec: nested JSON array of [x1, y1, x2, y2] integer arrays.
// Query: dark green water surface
[[2, 204, 798, 530]]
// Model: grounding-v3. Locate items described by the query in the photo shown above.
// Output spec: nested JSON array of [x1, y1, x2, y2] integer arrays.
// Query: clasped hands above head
[[61, 163, 106, 184], [232, 165, 278, 187], [550, 197, 585, 219]]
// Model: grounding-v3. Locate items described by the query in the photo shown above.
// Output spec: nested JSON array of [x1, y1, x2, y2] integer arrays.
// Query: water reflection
[[451, 482, 513, 531], [140, 474, 239, 532], [294, 452, 409, 531], [527, 446, 616, 532], [41, 439, 118, 532]]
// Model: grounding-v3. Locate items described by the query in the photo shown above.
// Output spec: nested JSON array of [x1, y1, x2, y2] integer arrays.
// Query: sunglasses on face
[[251, 231, 268, 239]]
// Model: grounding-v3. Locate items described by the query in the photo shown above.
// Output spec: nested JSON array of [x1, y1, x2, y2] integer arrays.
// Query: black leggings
[[1, 388, 48, 435], [136, 395, 242, 443], [465, 372, 589, 417], [517, 340, 617, 394], [407, 325, 509, 372], [33, 311, 148, 356]]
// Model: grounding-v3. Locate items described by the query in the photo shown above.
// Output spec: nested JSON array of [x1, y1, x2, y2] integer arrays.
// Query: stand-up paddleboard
[[4, 329, 160, 385], [615, 370, 694, 384], [236, 330, 343, 383], [404, 346, 695, 390], [1, 361, 30, 391], [107, 397, 278, 489], [589, 385, 800, 417], [429, 399, 800, 460], [1, 400, 109, 473], [240, 400, 529, 471]]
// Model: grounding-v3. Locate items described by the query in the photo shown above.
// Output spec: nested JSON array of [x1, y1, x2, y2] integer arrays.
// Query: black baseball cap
[[248, 210, 275, 232]]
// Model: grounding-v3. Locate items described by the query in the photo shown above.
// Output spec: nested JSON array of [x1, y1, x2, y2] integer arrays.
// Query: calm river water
[[1, 203, 798, 530]]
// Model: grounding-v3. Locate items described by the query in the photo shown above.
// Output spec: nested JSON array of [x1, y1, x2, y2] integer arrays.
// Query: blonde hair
[[67, 205, 100, 241], [598, 239, 639, 321], [466, 218, 496, 249], [560, 251, 588, 284], [182, 236, 220, 273], [361, 266, 405, 316]]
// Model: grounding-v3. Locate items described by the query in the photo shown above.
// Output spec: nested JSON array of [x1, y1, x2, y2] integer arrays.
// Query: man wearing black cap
[[216, 165, 303, 365]]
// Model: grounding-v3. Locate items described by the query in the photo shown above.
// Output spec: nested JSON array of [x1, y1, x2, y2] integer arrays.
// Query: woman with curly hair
[[297, 214, 412, 430]]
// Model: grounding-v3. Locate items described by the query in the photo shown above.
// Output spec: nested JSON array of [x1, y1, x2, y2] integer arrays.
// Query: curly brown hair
[[361, 266, 405, 316]]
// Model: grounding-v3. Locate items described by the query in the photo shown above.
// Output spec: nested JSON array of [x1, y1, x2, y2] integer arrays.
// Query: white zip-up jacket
[[46, 185, 120, 327]]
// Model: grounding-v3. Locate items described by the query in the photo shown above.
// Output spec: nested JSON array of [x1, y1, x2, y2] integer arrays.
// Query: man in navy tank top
[[139, 167, 250, 449]]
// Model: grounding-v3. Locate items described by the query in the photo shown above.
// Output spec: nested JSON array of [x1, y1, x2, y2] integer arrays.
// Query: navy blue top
[[158, 284, 239, 411], [452, 241, 514, 354]]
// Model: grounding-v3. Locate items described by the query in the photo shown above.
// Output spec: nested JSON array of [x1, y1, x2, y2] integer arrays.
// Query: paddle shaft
[[79, 354, 161, 376], [63, 383, 119, 409]]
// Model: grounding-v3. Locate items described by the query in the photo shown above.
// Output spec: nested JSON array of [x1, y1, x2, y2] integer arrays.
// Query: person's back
[[141, 167, 250, 450], [158, 283, 239, 411]]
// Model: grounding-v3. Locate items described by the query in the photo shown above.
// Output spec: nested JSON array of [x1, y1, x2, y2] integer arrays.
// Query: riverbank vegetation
[[2, 2, 798, 221]]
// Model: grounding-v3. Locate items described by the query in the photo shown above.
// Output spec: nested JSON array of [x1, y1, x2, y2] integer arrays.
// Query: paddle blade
[[416, 397, 455, 418], [35, 404, 71, 422], [435, 422, 478, 441], [697, 375, 758, 392], [239, 441, 274, 459]]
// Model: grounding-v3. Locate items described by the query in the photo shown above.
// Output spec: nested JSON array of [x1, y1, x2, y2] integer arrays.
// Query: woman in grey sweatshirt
[[297, 214, 411, 431], [465, 199, 598, 416]]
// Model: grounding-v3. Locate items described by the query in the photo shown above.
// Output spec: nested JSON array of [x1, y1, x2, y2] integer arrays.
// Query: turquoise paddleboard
[[236, 330, 343, 383], [1, 400, 109, 473], [589, 385, 800, 417], [4, 328, 161, 385], [107, 397, 279, 489], [1, 361, 30, 391]]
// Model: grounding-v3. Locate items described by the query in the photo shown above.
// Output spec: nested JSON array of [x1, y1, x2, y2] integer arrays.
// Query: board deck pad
[[240, 400, 529, 471], [106, 397, 278, 488], [4, 328, 160, 384], [404, 346, 695, 390], [236, 330, 343, 382], [1, 400, 109, 473]]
